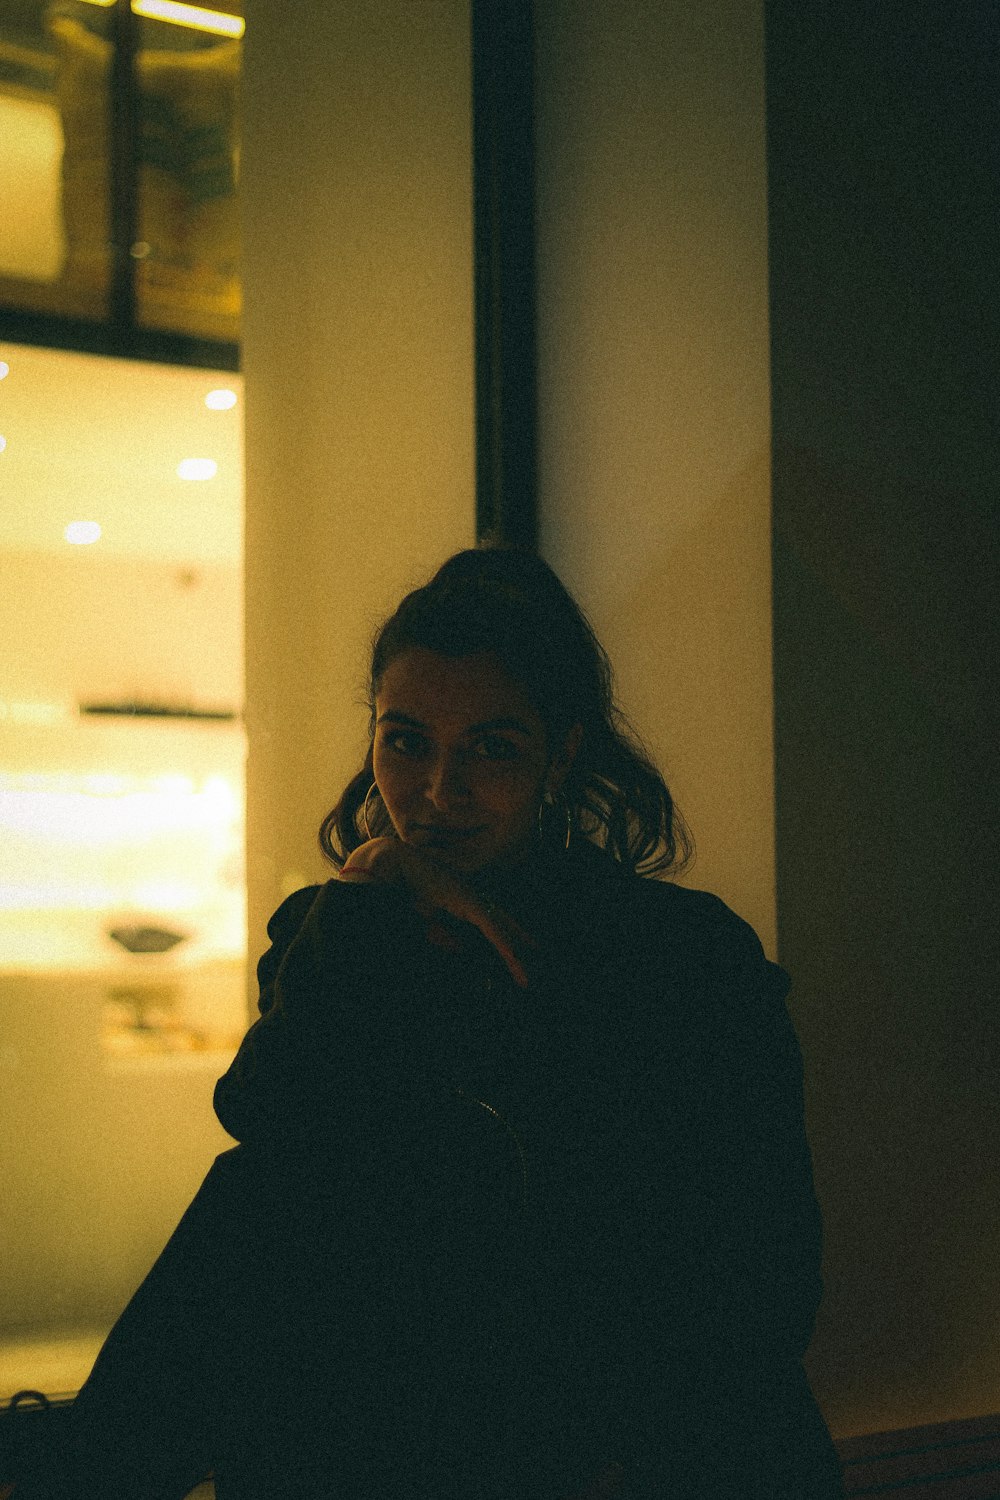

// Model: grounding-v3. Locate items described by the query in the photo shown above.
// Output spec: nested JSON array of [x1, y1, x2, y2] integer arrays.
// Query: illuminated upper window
[[0, 0, 243, 361]]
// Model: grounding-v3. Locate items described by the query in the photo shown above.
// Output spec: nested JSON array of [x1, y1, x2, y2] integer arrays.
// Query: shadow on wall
[[772, 445, 1000, 1438]]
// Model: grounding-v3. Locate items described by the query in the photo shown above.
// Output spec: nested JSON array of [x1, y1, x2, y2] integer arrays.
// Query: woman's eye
[[384, 730, 428, 757], [474, 736, 519, 762]]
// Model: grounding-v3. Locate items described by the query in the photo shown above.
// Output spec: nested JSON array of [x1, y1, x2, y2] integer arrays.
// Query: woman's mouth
[[411, 825, 486, 849]]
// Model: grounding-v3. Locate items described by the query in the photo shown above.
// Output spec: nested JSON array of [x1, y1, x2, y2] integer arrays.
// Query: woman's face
[[372, 648, 579, 874]]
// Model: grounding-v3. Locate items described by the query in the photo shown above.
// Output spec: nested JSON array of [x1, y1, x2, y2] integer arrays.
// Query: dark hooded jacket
[[20, 843, 841, 1499], [209, 843, 841, 1498]]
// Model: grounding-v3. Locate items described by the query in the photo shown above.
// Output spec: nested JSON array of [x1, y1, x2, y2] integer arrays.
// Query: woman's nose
[[426, 753, 469, 809]]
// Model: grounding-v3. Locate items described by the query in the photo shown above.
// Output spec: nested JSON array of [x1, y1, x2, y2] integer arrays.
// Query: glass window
[[0, 0, 242, 348], [0, 0, 111, 321], [0, 341, 245, 1408], [134, 1, 242, 341]]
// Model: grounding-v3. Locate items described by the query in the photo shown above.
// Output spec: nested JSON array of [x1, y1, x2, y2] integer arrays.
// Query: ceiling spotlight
[[0, 362, 9, 380], [177, 457, 218, 480], [205, 388, 237, 410], [65, 521, 102, 545], [131, 0, 245, 39], [0, 436, 6, 453]]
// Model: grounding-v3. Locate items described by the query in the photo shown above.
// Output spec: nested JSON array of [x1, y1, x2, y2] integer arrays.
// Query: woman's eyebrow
[[375, 711, 531, 736], [376, 711, 427, 727]]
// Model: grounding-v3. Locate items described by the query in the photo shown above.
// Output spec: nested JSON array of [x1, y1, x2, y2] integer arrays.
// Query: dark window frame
[[471, 0, 538, 550]]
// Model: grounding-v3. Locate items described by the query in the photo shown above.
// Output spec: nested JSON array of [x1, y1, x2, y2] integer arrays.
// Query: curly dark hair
[[319, 546, 692, 877]]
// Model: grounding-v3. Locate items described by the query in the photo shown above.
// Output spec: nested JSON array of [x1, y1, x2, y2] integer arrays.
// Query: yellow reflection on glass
[[132, 0, 245, 39]]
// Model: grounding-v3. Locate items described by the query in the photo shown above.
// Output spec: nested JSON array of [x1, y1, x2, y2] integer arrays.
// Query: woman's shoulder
[[631, 876, 759, 943], [580, 850, 757, 939], [561, 846, 768, 955], [580, 857, 788, 988], [265, 883, 324, 941]]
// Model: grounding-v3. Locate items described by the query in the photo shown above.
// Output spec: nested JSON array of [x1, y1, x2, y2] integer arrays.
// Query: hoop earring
[[362, 782, 380, 841], [538, 791, 572, 852]]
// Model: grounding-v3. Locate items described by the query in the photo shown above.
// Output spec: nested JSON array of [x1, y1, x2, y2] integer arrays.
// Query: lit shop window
[[0, 345, 244, 1408], [0, 0, 242, 352], [0, 761, 246, 1054]]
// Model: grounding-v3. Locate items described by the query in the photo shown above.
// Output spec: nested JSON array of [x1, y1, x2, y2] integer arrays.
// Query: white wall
[[534, 0, 776, 949], [241, 0, 475, 968]]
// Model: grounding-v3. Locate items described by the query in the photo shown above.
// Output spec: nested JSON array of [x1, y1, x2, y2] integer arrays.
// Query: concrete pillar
[[240, 0, 475, 976], [534, 0, 776, 949]]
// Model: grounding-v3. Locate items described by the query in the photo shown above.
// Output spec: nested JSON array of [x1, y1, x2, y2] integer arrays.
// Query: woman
[[20, 547, 842, 1498]]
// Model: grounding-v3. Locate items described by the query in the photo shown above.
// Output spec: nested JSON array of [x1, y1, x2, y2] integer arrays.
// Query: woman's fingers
[[464, 905, 534, 988], [409, 862, 534, 987], [338, 836, 404, 883]]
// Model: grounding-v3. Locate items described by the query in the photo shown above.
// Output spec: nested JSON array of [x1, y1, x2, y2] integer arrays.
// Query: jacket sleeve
[[610, 894, 840, 1492], [620, 892, 825, 1373], [213, 879, 433, 1149]]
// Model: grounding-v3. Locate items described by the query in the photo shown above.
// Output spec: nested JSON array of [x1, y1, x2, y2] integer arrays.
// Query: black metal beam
[[0, 305, 239, 373], [471, 0, 538, 551], [109, 0, 139, 329]]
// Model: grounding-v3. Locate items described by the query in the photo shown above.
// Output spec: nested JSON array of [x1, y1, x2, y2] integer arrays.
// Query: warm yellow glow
[[65, 521, 102, 545], [205, 388, 238, 411], [0, 701, 69, 726], [0, 769, 243, 915], [131, 878, 203, 911], [75, 0, 116, 7], [132, 0, 245, 39], [176, 457, 217, 480]]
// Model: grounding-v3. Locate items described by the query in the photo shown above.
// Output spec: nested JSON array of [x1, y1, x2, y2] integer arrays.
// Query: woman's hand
[[338, 838, 534, 987]]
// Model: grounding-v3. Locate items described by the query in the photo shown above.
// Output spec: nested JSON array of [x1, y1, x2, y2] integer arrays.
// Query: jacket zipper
[[452, 1087, 529, 1212]]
